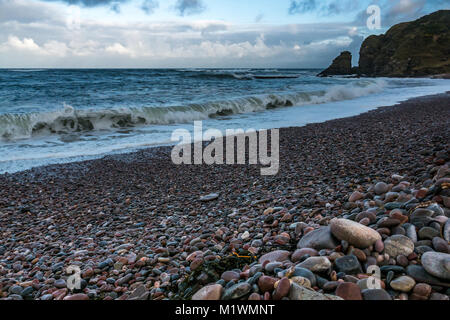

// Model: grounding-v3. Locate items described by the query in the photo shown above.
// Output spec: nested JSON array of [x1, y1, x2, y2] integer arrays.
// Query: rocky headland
[[319, 10, 450, 77], [0, 93, 449, 300]]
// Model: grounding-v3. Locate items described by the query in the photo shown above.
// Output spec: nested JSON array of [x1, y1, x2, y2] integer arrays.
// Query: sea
[[1, 68, 449, 174]]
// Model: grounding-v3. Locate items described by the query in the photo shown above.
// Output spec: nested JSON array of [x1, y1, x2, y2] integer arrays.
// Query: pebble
[[297, 226, 339, 250], [335, 282, 362, 300], [289, 283, 343, 300], [406, 265, 450, 287], [222, 282, 252, 300], [374, 182, 389, 195], [63, 294, 90, 300], [361, 289, 392, 300], [199, 193, 219, 202], [421, 252, 450, 280], [221, 271, 240, 282], [192, 284, 223, 300], [335, 255, 362, 274], [349, 191, 364, 202], [290, 276, 311, 288], [258, 276, 277, 293], [390, 276, 416, 292], [291, 248, 318, 262], [273, 277, 290, 300], [258, 250, 290, 264], [297, 257, 331, 273], [432, 237, 449, 253], [330, 219, 381, 248], [444, 220, 450, 242], [384, 235, 415, 257], [418, 227, 440, 240]]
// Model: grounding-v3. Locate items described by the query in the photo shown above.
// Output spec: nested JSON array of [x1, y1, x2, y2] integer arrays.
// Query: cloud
[[288, 0, 316, 14], [1, 36, 68, 57], [42, 0, 129, 7], [41, 0, 130, 14], [254, 13, 264, 23], [352, 0, 449, 28], [141, 0, 158, 14], [174, 0, 205, 16], [289, 0, 361, 16], [0, 0, 61, 24]]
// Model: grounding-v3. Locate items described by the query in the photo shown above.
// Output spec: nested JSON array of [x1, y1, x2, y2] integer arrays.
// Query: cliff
[[318, 10, 450, 78], [358, 10, 450, 77]]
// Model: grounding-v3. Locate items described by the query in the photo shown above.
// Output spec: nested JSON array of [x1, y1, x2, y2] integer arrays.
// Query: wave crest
[[0, 80, 386, 141]]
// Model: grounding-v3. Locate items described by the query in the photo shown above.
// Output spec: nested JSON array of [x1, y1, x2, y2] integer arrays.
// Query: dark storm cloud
[[174, 0, 205, 16], [141, 0, 158, 15]]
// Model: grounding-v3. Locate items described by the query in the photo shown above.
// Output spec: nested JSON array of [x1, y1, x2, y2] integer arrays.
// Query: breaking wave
[[0, 79, 386, 141]]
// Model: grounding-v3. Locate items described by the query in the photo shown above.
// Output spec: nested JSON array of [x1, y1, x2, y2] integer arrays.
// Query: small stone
[[200, 193, 219, 202], [221, 271, 240, 282], [374, 239, 384, 253], [330, 219, 381, 248], [361, 289, 392, 300], [265, 262, 283, 273], [418, 227, 440, 240], [297, 226, 339, 250], [127, 285, 147, 300], [222, 282, 251, 300], [412, 283, 432, 298], [258, 276, 277, 293], [335, 255, 362, 275], [273, 277, 290, 300], [248, 293, 261, 300], [406, 265, 450, 287], [290, 276, 311, 288], [349, 191, 364, 202], [291, 267, 316, 287], [54, 279, 66, 289], [432, 237, 449, 253], [9, 285, 23, 295], [291, 248, 318, 262], [63, 294, 89, 300], [405, 224, 418, 243], [430, 292, 449, 300], [297, 256, 331, 273], [289, 283, 343, 300], [390, 276, 416, 292], [374, 182, 389, 195], [335, 282, 362, 300], [444, 220, 450, 242], [190, 258, 203, 271], [421, 252, 450, 280], [258, 250, 290, 264], [384, 235, 414, 257], [192, 284, 223, 300]]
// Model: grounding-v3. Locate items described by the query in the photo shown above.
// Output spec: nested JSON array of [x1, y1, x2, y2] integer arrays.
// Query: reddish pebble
[[248, 293, 261, 301], [258, 276, 277, 293], [273, 277, 290, 300], [335, 282, 362, 300], [63, 294, 90, 300], [374, 239, 384, 253]]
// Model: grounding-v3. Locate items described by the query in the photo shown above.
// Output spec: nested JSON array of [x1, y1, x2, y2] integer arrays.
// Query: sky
[[0, 0, 448, 68]]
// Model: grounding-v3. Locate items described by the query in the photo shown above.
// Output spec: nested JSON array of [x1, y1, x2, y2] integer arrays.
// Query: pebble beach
[[0, 93, 449, 301]]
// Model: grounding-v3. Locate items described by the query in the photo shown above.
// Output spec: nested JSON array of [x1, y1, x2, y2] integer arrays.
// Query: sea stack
[[318, 51, 353, 77]]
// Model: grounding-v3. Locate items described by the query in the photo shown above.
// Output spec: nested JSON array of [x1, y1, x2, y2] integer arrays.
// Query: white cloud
[[0, 0, 369, 68]]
